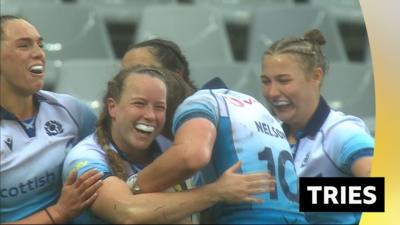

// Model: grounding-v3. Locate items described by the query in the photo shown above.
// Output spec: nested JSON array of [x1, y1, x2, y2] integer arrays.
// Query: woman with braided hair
[[260, 29, 374, 224], [62, 65, 275, 224], [122, 38, 197, 141]]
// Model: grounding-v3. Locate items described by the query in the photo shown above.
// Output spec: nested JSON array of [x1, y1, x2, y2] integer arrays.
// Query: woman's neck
[[110, 130, 152, 166], [287, 96, 321, 143], [126, 150, 152, 166], [1, 87, 36, 120]]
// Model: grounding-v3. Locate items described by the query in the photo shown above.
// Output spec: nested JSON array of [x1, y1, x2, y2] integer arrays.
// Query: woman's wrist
[[47, 204, 68, 224], [202, 182, 222, 204]]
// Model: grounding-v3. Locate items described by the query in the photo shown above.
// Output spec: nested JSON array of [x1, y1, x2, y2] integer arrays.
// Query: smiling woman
[[260, 29, 374, 224], [0, 15, 102, 223], [100, 67, 168, 178], [61, 65, 275, 224]]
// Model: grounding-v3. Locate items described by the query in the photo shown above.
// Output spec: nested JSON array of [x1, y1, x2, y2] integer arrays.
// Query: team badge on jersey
[[44, 120, 64, 136]]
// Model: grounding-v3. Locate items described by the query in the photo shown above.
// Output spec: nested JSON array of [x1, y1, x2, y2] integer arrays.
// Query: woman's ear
[[107, 97, 117, 119], [312, 67, 324, 87]]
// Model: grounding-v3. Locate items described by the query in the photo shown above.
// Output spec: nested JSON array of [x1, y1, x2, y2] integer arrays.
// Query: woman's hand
[[213, 161, 275, 204], [49, 169, 103, 222]]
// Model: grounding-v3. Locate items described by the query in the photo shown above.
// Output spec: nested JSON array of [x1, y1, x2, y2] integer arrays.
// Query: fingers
[[79, 179, 102, 206], [82, 191, 99, 208], [226, 161, 242, 173], [240, 196, 264, 204], [247, 177, 275, 188], [248, 185, 275, 194], [242, 173, 276, 194], [65, 169, 78, 185], [74, 169, 103, 188], [244, 172, 273, 181]]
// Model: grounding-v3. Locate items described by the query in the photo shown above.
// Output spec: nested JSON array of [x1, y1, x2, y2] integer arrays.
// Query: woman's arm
[[351, 156, 373, 177], [137, 118, 216, 193], [8, 169, 103, 224], [91, 161, 274, 224]]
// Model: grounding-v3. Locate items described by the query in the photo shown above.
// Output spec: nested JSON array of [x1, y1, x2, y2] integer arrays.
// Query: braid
[[95, 110, 128, 180], [95, 66, 168, 180], [264, 29, 328, 75]]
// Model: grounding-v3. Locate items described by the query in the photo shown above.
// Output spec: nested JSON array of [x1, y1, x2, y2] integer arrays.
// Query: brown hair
[[163, 73, 194, 140], [0, 15, 23, 40], [127, 38, 197, 90], [264, 29, 329, 76], [95, 66, 168, 180]]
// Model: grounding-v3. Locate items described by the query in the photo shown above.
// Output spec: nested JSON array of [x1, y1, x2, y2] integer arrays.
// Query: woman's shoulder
[[319, 110, 374, 153], [67, 134, 105, 159], [323, 110, 371, 135]]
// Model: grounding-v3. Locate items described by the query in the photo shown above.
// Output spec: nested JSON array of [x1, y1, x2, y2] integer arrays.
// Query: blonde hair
[[264, 29, 329, 76]]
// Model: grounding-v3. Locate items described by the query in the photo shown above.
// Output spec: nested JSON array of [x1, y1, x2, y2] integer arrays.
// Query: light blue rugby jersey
[[284, 97, 374, 224], [0, 90, 96, 222], [172, 89, 307, 224]]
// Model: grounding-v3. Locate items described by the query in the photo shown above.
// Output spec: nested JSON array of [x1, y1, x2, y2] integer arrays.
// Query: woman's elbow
[[183, 147, 211, 172]]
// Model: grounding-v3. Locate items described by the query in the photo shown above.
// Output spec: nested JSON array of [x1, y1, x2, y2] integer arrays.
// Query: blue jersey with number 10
[[172, 89, 307, 224]]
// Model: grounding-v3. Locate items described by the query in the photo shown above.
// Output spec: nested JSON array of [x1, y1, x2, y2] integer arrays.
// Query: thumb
[[65, 169, 77, 185], [226, 161, 242, 173]]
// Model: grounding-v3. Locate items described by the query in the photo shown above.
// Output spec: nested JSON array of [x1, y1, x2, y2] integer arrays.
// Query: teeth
[[272, 100, 290, 107], [135, 124, 155, 133], [30, 65, 44, 74]]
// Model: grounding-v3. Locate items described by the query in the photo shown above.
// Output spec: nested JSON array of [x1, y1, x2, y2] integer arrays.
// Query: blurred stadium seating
[[1, 0, 374, 130], [246, 5, 347, 63], [190, 62, 265, 105], [321, 62, 375, 132], [53, 59, 121, 115], [18, 3, 115, 61], [136, 4, 234, 64]]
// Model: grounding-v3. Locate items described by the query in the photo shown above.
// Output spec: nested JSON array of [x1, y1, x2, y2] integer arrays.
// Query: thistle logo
[[44, 120, 64, 136]]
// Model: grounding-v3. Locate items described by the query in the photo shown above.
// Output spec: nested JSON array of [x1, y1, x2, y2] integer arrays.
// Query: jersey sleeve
[[75, 100, 97, 141], [62, 138, 111, 182], [325, 119, 374, 175], [172, 90, 219, 135], [49, 91, 97, 142]]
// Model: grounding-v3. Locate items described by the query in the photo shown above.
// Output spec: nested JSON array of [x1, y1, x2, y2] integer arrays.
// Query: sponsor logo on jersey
[[44, 120, 64, 136], [1, 136, 13, 160], [219, 94, 258, 108], [1, 171, 56, 198], [301, 152, 311, 168], [74, 161, 89, 170], [3, 136, 13, 151]]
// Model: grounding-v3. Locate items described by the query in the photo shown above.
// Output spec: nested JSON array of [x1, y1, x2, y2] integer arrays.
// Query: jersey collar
[[282, 96, 331, 139], [201, 77, 228, 89], [0, 93, 45, 120], [109, 136, 163, 170]]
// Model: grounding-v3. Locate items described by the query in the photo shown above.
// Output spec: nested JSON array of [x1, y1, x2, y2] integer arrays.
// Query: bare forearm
[[93, 164, 272, 224], [5, 205, 67, 224], [95, 183, 220, 224], [138, 119, 216, 193], [137, 147, 199, 193]]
